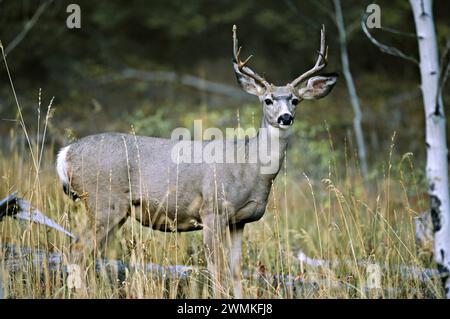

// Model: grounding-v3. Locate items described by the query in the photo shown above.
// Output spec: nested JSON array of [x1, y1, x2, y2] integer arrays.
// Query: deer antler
[[232, 25, 270, 89], [289, 25, 328, 88]]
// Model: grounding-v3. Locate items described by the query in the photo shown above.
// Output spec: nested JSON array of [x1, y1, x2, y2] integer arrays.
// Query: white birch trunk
[[410, 0, 450, 298], [333, 0, 369, 179]]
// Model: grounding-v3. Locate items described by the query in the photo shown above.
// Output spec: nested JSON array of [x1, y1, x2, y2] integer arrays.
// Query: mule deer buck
[[56, 25, 337, 298]]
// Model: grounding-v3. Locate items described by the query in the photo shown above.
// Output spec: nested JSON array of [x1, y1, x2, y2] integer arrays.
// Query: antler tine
[[290, 25, 328, 88], [232, 25, 270, 89]]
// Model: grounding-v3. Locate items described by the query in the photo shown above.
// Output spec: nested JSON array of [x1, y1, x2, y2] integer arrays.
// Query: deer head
[[232, 25, 338, 129]]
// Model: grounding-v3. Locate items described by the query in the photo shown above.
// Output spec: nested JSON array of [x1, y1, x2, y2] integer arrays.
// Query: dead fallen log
[[296, 250, 439, 283], [0, 193, 439, 297], [0, 243, 321, 298], [1, 243, 194, 280], [0, 192, 75, 238], [0, 244, 356, 296], [0, 244, 438, 298]]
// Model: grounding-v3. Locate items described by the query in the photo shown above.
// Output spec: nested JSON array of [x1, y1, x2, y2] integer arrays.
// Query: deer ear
[[233, 62, 267, 96], [297, 74, 338, 100]]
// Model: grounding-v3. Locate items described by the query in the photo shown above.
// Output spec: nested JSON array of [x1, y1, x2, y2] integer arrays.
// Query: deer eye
[[264, 99, 273, 105], [292, 98, 299, 106]]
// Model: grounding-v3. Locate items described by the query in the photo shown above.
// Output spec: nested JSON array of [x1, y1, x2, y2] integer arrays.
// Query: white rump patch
[[56, 145, 70, 185]]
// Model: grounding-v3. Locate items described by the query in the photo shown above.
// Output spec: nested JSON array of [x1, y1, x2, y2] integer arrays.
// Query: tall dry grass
[[0, 121, 440, 298], [0, 41, 440, 299]]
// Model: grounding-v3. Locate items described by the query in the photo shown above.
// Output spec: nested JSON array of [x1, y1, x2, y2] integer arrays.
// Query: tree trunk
[[333, 0, 369, 180], [410, 0, 450, 298]]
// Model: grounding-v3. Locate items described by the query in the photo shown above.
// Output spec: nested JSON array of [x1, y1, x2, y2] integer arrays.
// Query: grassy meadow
[[0, 103, 440, 298]]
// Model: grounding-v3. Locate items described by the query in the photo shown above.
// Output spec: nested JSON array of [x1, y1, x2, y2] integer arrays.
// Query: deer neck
[[254, 117, 291, 181]]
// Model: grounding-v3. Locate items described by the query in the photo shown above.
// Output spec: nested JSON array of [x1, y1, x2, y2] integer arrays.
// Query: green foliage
[[128, 107, 175, 138], [288, 121, 338, 179]]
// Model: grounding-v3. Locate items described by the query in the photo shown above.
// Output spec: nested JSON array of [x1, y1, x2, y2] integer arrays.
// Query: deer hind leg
[[71, 193, 129, 263]]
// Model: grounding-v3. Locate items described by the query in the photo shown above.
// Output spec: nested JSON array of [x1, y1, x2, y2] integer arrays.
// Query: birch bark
[[410, 0, 450, 298]]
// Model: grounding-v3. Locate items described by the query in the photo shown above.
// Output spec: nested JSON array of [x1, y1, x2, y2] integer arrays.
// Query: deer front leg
[[202, 213, 227, 298], [229, 222, 245, 298]]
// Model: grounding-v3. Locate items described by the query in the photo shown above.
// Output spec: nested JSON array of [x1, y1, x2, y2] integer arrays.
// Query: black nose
[[277, 113, 294, 126]]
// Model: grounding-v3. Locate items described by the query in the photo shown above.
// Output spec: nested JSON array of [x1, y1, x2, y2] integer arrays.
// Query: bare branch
[[4, 0, 54, 56], [379, 26, 418, 38], [97, 68, 253, 101], [361, 12, 419, 66], [437, 38, 450, 103], [0, 192, 74, 238], [434, 38, 450, 115]]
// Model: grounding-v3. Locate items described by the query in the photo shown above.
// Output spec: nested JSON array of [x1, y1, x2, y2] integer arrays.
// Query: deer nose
[[277, 113, 294, 126]]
